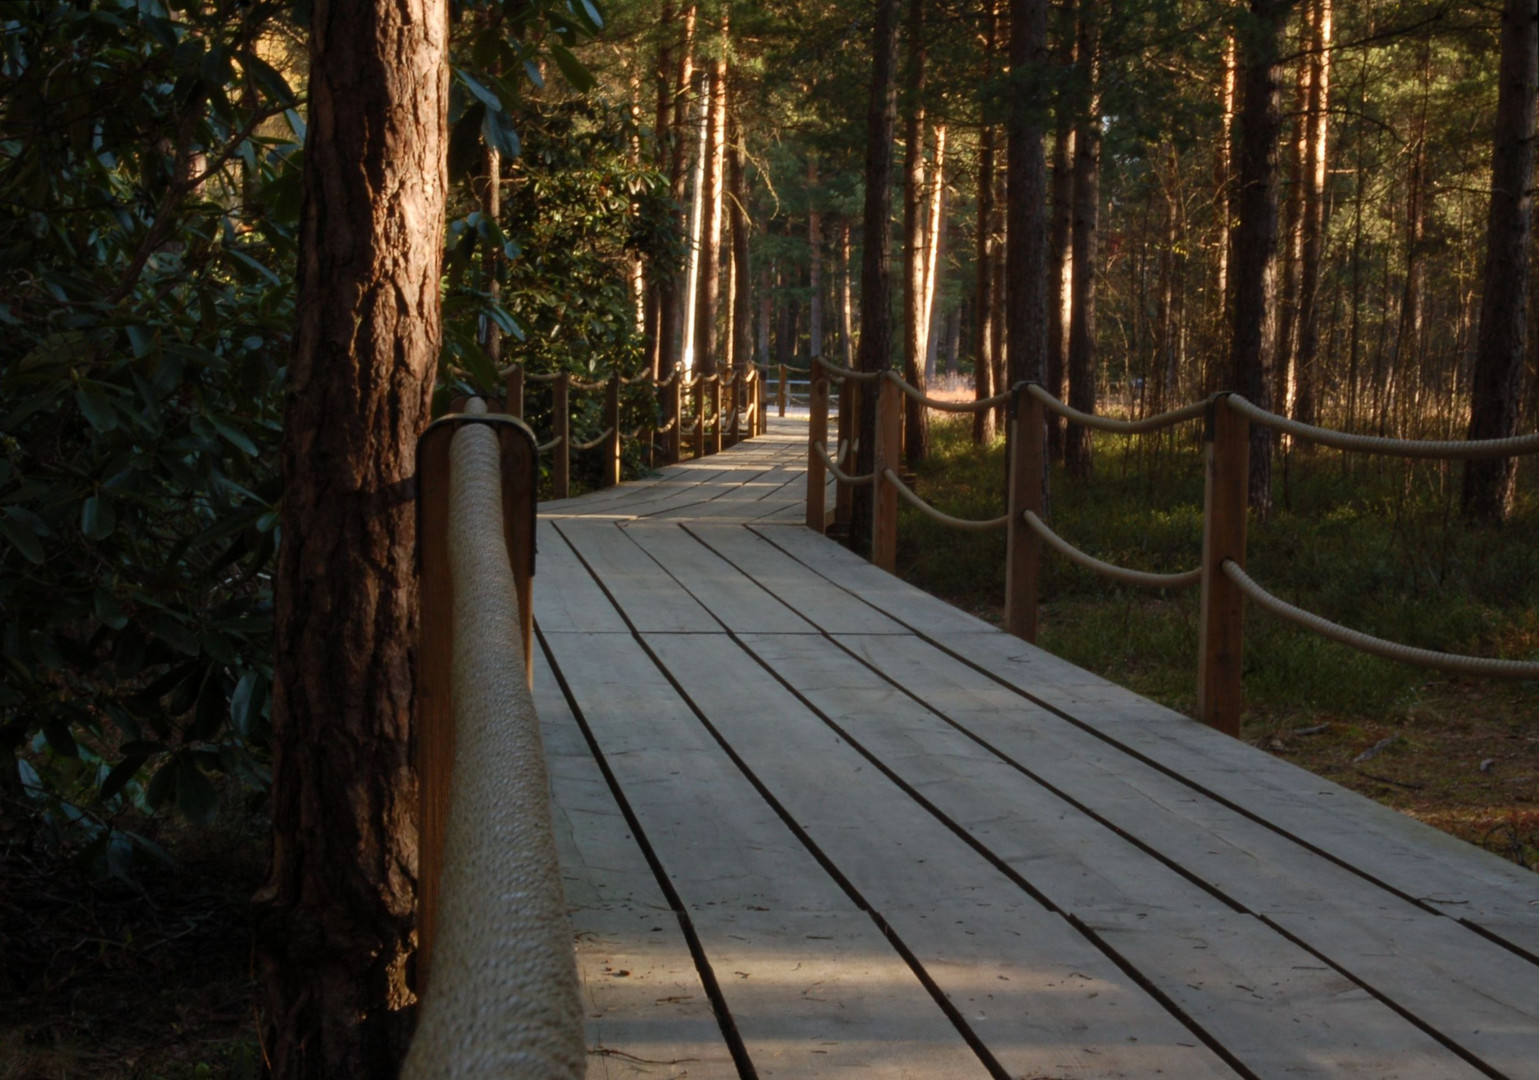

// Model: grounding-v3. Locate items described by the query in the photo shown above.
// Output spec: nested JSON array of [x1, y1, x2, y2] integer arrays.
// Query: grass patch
[[897, 416, 1539, 868]]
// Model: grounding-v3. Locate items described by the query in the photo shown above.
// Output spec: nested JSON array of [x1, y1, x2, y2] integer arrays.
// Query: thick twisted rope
[[655, 416, 678, 435], [568, 375, 607, 392], [883, 371, 1011, 414], [523, 371, 561, 384], [1223, 560, 1539, 679], [1222, 395, 1539, 459], [1025, 384, 1209, 433], [814, 440, 875, 486], [570, 427, 614, 452], [1023, 511, 1202, 588], [883, 469, 1010, 531], [813, 359, 881, 383], [402, 405, 585, 1080], [536, 435, 563, 453]]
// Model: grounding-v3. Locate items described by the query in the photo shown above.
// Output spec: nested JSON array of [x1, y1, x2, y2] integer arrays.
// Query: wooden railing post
[[834, 377, 853, 532], [710, 377, 723, 455], [504, 364, 524, 420], [1197, 393, 1249, 737], [552, 371, 571, 499], [1005, 384, 1045, 642], [603, 371, 621, 488], [778, 363, 788, 417], [871, 374, 901, 571], [807, 359, 829, 532], [692, 377, 705, 459], [757, 369, 767, 434], [668, 367, 683, 464]]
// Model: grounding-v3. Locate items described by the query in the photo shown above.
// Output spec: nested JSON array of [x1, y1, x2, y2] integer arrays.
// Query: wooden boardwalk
[[531, 419, 1539, 1080]]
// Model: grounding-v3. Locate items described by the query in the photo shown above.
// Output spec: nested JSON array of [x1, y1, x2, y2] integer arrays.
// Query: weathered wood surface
[[531, 418, 1539, 1079]]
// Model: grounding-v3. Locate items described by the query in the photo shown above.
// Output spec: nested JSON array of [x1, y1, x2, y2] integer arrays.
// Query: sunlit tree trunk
[[839, 218, 856, 366], [1046, 1, 1075, 461], [660, 4, 697, 374], [260, 0, 448, 1075], [901, 0, 930, 466], [729, 84, 752, 374], [922, 145, 947, 381], [808, 155, 823, 360], [692, 21, 727, 376], [975, 120, 998, 444], [1464, 0, 1538, 522], [1292, 0, 1331, 428]]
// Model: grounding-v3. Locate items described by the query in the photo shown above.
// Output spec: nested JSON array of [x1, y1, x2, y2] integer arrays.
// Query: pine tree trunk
[[729, 84, 752, 375], [659, 5, 697, 375], [1007, 0, 1049, 387], [259, 0, 448, 1075], [975, 119, 997, 445], [1064, 2, 1098, 481], [901, 0, 930, 467], [1047, 85, 1074, 460], [693, 27, 727, 377], [1272, 9, 1309, 431], [922, 127, 948, 383], [852, 0, 902, 552], [1228, 0, 1293, 515], [839, 219, 856, 366], [1464, 0, 1538, 522], [1292, 0, 1331, 428], [647, 2, 676, 378], [808, 155, 823, 359], [1209, 34, 1237, 396]]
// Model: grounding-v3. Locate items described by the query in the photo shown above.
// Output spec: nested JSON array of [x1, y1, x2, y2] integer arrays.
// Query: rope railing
[[814, 358, 882, 383], [1023, 511, 1201, 589], [1026, 383, 1209, 434], [814, 440, 875, 486], [409, 400, 584, 1078], [498, 362, 766, 497], [808, 377, 1538, 738], [1222, 393, 1539, 459], [884, 370, 1011, 414], [1223, 561, 1539, 679], [885, 469, 1009, 531]]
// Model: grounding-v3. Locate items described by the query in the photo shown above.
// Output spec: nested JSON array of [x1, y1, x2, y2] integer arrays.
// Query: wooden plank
[[750, 523, 1001, 638], [830, 632, 1539, 1077], [737, 632, 1489, 1079], [681, 523, 908, 635], [530, 519, 628, 634], [554, 520, 717, 633], [539, 630, 993, 1077], [533, 653, 738, 1079], [619, 522, 815, 634], [643, 632, 1241, 1080], [934, 628, 1539, 962]]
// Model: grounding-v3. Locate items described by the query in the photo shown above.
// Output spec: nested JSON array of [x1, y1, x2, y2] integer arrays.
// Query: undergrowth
[[898, 416, 1539, 868]]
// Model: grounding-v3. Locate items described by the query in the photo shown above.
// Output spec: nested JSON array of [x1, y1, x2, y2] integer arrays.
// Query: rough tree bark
[[1064, 0, 1098, 481], [851, 0, 902, 552], [1007, 0, 1049, 389], [1464, 0, 1538, 522], [1228, 0, 1294, 515], [660, 4, 697, 374], [258, 0, 448, 1076]]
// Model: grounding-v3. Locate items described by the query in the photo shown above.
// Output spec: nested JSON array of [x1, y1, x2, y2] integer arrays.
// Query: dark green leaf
[[549, 44, 596, 93], [175, 756, 218, 824], [76, 382, 118, 432], [456, 69, 503, 112], [100, 753, 148, 801], [0, 515, 44, 565], [481, 108, 522, 160], [208, 415, 258, 456], [82, 495, 116, 540]]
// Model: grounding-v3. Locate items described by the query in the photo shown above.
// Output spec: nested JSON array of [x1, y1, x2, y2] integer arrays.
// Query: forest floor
[[899, 402, 1539, 871], [0, 803, 265, 1080]]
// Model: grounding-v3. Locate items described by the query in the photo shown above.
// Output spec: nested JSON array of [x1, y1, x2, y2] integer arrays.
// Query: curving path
[[532, 418, 1539, 1080]]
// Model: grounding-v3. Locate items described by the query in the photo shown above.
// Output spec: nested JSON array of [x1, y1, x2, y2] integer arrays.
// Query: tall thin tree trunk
[[693, 24, 728, 376], [975, 120, 998, 444], [853, 0, 903, 551], [1046, 1, 1075, 461], [729, 82, 752, 374], [902, 0, 930, 466], [1464, 0, 1538, 521], [1210, 33, 1237, 395], [683, 69, 709, 370], [1007, 0, 1050, 388], [1228, 0, 1294, 514], [480, 145, 501, 366], [808, 155, 823, 359], [1273, 8, 1309, 431], [1064, 1, 1098, 481], [647, 2, 676, 377], [659, 5, 697, 375], [260, 1, 448, 1075], [1293, 0, 1331, 427], [839, 218, 856, 366], [922, 126, 948, 380]]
